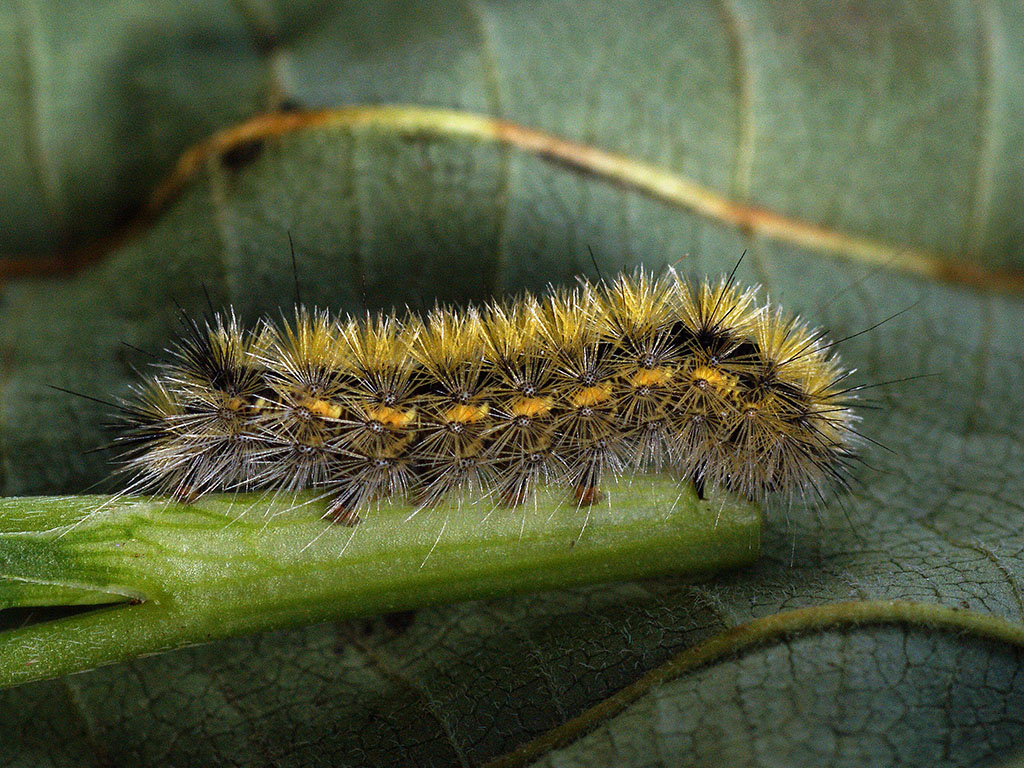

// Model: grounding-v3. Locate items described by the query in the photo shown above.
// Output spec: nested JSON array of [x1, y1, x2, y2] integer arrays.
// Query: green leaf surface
[[2, 3, 1024, 767], [2, 1, 1024, 274], [527, 611, 1024, 768]]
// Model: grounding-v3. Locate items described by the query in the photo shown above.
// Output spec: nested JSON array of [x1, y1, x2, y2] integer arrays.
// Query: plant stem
[[0, 478, 760, 689]]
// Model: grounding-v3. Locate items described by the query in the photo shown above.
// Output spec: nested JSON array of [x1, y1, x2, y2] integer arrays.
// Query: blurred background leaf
[[2, 1, 1024, 766]]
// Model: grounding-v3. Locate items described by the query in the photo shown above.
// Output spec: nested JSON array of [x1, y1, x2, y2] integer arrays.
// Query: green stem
[[0, 478, 760, 689]]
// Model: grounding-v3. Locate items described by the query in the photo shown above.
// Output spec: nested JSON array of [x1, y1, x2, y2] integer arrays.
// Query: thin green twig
[[0, 478, 761, 690]]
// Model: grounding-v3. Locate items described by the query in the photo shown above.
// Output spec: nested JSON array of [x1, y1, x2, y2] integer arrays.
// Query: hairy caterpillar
[[117, 267, 858, 522]]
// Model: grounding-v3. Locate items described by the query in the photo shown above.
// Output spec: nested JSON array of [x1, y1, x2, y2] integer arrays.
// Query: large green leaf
[[2, 3, 1024, 767], [2, 1, 1023, 274]]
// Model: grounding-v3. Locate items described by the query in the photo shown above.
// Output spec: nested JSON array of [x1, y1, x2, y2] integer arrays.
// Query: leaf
[[0, 0, 268, 254], [2, 1, 1023, 276], [523, 605, 1024, 768], [2, 3, 1024, 767]]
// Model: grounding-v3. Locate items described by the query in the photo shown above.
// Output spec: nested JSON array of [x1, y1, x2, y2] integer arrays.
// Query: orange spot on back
[[510, 397, 553, 418], [369, 406, 416, 428], [571, 384, 612, 408], [301, 397, 342, 419], [630, 367, 673, 388], [445, 403, 490, 423], [690, 365, 737, 395]]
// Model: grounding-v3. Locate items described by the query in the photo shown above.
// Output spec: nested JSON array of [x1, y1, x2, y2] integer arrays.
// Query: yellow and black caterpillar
[[118, 269, 858, 521]]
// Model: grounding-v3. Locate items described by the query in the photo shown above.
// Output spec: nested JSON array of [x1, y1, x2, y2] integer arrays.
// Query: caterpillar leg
[[573, 485, 603, 506], [323, 479, 369, 526], [323, 453, 412, 526], [324, 499, 362, 526], [171, 486, 200, 505], [568, 442, 615, 507], [500, 484, 531, 507]]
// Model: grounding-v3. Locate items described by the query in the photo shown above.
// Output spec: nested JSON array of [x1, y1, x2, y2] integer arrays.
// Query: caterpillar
[[116, 267, 859, 522]]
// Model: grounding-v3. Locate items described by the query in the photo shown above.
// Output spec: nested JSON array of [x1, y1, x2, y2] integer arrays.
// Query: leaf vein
[[347, 631, 473, 768], [482, 600, 1024, 768], [461, 0, 511, 296], [12, 1, 63, 236], [59, 676, 110, 766], [964, 0, 1003, 257], [717, 0, 756, 203]]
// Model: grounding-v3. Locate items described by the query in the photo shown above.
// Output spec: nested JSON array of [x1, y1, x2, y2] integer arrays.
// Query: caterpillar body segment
[[118, 269, 858, 518]]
